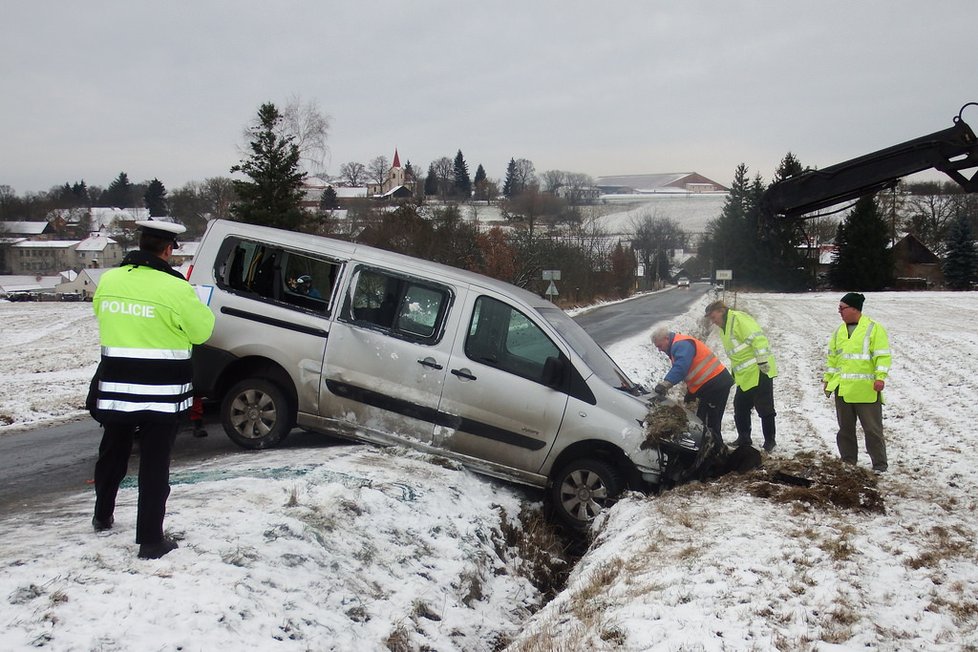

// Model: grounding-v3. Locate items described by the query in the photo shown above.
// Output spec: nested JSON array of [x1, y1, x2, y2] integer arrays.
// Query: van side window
[[216, 238, 340, 315], [465, 296, 560, 384], [343, 268, 450, 342]]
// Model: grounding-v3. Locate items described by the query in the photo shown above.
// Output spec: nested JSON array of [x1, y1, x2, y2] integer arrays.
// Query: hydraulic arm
[[762, 103, 978, 219]]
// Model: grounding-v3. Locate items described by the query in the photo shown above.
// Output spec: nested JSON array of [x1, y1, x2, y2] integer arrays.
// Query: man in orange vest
[[651, 327, 734, 448]]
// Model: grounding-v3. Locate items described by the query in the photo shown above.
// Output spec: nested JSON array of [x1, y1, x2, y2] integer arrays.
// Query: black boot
[[138, 537, 179, 559]]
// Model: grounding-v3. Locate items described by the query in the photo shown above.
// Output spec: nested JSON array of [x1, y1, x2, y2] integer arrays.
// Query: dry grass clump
[[743, 451, 885, 514], [907, 524, 975, 570], [642, 401, 690, 447]]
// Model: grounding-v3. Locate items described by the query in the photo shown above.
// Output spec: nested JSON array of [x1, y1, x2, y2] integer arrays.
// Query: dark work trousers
[[835, 395, 887, 471], [94, 420, 178, 544], [691, 370, 734, 450], [733, 373, 777, 446]]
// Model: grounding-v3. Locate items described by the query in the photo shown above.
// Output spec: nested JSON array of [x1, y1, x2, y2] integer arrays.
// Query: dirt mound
[[744, 451, 885, 514]]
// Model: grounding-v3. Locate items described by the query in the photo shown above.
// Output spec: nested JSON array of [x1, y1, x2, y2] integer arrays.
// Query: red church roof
[[392, 148, 401, 168]]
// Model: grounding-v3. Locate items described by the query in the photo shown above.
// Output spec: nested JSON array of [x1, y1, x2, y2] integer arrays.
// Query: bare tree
[[368, 155, 390, 186], [240, 95, 331, 180], [902, 192, 961, 251], [432, 156, 454, 197], [564, 172, 595, 205], [631, 213, 688, 287], [339, 162, 367, 187], [278, 95, 331, 180], [540, 170, 566, 194], [513, 158, 537, 193]]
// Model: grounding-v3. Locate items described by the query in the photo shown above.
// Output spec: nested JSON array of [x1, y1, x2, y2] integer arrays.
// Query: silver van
[[189, 219, 713, 529]]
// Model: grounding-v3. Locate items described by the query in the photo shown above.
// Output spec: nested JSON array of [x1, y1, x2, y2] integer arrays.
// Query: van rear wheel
[[550, 459, 624, 531], [221, 378, 292, 449]]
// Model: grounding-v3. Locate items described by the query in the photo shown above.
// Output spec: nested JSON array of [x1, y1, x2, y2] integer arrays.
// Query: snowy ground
[[2, 292, 978, 650]]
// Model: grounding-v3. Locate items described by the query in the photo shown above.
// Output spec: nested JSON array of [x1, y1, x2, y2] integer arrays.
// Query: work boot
[[192, 422, 208, 438], [763, 440, 777, 453], [92, 515, 114, 532], [138, 537, 179, 559]]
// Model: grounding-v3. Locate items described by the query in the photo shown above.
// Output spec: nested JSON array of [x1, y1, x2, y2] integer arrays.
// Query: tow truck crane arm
[[762, 103, 978, 219]]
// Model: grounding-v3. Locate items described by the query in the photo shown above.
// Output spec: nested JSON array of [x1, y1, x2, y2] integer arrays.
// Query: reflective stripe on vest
[[101, 346, 192, 360], [99, 381, 194, 396], [96, 397, 193, 414], [673, 334, 725, 393]]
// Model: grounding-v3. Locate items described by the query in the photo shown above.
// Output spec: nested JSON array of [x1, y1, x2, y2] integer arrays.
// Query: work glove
[[823, 382, 832, 399], [653, 381, 673, 395], [758, 361, 770, 375], [683, 392, 696, 404]]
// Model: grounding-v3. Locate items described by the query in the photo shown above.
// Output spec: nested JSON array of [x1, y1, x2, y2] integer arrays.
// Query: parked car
[[187, 220, 716, 529], [59, 291, 82, 302]]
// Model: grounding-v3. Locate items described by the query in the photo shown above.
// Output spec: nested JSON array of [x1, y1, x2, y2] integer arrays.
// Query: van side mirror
[[542, 355, 566, 388]]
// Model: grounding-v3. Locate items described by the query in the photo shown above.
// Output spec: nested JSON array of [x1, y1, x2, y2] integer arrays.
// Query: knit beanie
[[840, 292, 865, 311]]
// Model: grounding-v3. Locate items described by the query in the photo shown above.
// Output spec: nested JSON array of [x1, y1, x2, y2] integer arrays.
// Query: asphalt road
[[0, 284, 711, 512], [573, 283, 712, 347]]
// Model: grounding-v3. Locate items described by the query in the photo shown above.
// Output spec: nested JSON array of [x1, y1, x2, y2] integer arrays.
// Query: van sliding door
[[319, 266, 463, 445]]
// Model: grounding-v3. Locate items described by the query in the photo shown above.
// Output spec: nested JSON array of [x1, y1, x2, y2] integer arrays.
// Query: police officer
[[705, 300, 778, 452], [89, 220, 215, 559]]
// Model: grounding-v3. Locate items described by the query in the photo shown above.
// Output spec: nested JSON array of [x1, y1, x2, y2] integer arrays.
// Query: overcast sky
[[3, 1, 977, 195]]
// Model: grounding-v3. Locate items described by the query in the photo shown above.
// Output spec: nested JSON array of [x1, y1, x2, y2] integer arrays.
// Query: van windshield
[[537, 306, 645, 394]]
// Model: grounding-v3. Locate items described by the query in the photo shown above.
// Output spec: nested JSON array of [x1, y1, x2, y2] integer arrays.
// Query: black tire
[[549, 458, 624, 531], [221, 377, 293, 449]]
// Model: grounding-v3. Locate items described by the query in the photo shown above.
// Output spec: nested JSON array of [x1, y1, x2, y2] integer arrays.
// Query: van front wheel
[[221, 378, 292, 449], [550, 459, 624, 530]]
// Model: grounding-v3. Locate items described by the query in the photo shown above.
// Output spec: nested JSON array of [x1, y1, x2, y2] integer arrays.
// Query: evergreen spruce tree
[[319, 186, 339, 211], [704, 164, 756, 283], [473, 164, 488, 202], [772, 152, 805, 182], [104, 172, 134, 208], [144, 178, 169, 216], [230, 102, 307, 230], [453, 150, 472, 200], [828, 194, 893, 290], [424, 163, 438, 196], [943, 211, 978, 289], [453, 150, 471, 198], [503, 158, 517, 198]]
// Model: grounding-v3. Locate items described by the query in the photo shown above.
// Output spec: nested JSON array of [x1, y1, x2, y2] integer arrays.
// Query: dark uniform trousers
[[733, 373, 777, 446], [691, 371, 734, 450], [94, 420, 178, 544]]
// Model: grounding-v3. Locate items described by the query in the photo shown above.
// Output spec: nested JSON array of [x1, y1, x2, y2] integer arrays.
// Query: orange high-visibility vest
[[672, 334, 726, 393]]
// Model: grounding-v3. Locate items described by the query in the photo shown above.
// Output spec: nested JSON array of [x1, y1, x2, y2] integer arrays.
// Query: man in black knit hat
[[822, 292, 891, 472]]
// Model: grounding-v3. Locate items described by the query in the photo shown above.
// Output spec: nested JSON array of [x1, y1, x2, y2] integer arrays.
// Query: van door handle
[[451, 368, 477, 381], [418, 357, 443, 370]]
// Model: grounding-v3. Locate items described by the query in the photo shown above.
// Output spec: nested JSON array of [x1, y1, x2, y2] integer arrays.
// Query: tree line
[[3, 98, 976, 294], [690, 153, 978, 292]]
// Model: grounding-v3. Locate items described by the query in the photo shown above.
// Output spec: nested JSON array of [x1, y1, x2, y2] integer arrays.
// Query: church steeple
[[392, 148, 401, 168]]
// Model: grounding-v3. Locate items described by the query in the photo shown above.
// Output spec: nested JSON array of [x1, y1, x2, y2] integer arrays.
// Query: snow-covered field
[[2, 291, 978, 651]]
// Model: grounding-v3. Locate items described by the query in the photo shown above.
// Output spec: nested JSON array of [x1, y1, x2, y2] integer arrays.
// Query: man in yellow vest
[[705, 300, 778, 452], [651, 327, 734, 449], [823, 292, 890, 472], [88, 220, 215, 559]]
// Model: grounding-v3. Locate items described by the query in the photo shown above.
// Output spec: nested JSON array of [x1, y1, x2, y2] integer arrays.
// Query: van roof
[[203, 219, 551, 309]]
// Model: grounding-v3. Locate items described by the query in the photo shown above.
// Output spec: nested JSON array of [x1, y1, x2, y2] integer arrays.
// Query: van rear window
[[216, 238, 341, 315]]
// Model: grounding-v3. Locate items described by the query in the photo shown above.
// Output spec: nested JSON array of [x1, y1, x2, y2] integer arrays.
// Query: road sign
[[542, 270, 561, 281], [545, 280, 559, 297], [716, 269, 733, 280]]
